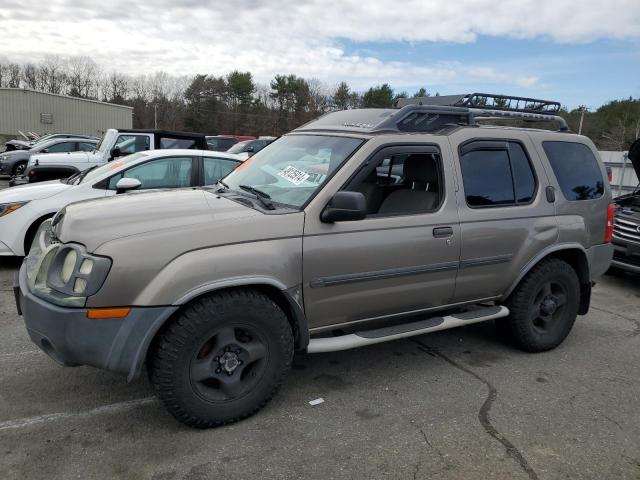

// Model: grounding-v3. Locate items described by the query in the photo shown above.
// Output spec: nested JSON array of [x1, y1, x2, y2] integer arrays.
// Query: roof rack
[[396, 93, 561, 114], [294, 93, 569, 135]]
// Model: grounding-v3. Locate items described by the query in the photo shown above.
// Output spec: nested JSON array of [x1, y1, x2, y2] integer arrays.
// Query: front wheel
[[150, 289, 294, 428], [12, 161, 27, 177], [500, 258, 580, 352]]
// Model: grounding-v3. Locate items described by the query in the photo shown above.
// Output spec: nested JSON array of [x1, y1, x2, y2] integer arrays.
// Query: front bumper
[[16, 263, 178, 380], [611, 240, 640, 274]]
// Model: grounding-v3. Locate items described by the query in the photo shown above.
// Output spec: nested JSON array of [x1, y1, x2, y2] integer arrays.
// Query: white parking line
[[0, 350, 40, 359], [0, 397, 157, 431]]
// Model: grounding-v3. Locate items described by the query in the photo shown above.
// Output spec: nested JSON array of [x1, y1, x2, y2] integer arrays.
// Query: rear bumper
[[588, 242, 614, 279], [16, 263, 178, 380]]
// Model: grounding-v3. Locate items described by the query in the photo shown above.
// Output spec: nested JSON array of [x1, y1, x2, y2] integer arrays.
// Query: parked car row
[[206, 135, 276, 156], [9, 92, 617, 429]]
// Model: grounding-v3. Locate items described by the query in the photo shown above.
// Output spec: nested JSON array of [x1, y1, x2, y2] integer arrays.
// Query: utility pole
[[578, 105, 587, 135], [154, 104, 158, 129]]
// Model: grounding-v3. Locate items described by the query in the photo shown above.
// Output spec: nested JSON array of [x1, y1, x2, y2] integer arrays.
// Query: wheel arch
[[135, 281, 309, 381], [23, 212, 57, 255], [504, 244, 592, 315]]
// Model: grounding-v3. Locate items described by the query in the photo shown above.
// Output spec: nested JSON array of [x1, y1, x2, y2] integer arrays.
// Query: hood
[[0, 179, 71, 202], [31, 150, 92, 165], [54, 189, 263, 251], [628, 138, 640, 179], [0, 150, 30, 161]]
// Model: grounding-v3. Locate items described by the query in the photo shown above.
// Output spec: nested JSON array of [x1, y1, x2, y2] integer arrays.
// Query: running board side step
[[307, 305, 509, 353]]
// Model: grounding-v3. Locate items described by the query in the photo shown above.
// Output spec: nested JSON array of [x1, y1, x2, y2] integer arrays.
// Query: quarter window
[[459, 141, 537, 207], [108, 157, 193, 190], [543, 141, 604, 201]]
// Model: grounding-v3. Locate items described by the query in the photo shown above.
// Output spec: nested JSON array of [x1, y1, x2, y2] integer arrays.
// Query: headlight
[[28, 242, 112, 307], [0, 201, 29, 217]]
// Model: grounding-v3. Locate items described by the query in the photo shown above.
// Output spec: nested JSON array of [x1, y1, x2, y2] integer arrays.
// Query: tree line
[[0, 56, 637, 150]]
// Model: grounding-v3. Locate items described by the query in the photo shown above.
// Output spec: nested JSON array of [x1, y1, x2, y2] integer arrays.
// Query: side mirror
[[110, 147, 121, 159], [321, 191, 367, 223], [115, 177, 142, 194], [41, 148, 49, 153], [245, 145, 254, 153]]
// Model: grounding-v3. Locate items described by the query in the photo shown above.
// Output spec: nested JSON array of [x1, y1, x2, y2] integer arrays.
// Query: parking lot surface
[[1, 176, 639, 480]]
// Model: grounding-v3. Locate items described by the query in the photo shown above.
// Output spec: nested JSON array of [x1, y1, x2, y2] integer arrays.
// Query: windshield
[[223, 135, 363, 208], [227, 140, 252, 154], [77, 151, 149, 184], [95, 130, 116, 153]]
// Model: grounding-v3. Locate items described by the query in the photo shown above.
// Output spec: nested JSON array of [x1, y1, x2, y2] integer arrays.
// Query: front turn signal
[[86, 307, 131, 319]]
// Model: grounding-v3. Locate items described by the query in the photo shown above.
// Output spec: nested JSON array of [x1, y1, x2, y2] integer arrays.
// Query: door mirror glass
[[110, 147, 122, 159], [321, 191, 367, 222], [115, 177, 141, 194]]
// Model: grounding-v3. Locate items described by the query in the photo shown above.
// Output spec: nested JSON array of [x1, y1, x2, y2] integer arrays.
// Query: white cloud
[[0, 0, 638, 90]]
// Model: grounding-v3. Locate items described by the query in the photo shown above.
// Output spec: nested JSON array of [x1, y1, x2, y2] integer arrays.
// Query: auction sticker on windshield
[[278, 165, 310, 185]]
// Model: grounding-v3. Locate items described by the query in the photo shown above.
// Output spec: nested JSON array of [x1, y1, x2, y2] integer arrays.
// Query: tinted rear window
[[543, 141, 604, 201], [461, 150, 514, 206]]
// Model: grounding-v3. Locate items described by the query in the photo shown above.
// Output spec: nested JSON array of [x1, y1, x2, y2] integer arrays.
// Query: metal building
[[0, 88, 132, 144]]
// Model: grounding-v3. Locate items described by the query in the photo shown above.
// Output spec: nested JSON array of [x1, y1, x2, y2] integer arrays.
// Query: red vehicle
[[206, 135, 256, 151]]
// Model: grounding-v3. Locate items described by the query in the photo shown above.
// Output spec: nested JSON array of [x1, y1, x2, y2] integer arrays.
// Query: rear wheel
[[12, 161, 26, 176], [500, 258, 580, 352], [150, 289, 294, 428]]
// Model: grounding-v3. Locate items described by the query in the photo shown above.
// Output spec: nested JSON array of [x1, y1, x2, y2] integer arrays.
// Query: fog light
[[73, 278, 87, 294]]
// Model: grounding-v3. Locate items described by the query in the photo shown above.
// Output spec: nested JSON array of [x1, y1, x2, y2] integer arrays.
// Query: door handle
[[433, 226, 453, 238]]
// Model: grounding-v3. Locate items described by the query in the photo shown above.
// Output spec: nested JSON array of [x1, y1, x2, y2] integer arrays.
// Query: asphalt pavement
[[1, 176, 639, 480]]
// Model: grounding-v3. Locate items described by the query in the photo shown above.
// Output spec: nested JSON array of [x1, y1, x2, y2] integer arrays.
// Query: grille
[[613, 215, 640, 244]]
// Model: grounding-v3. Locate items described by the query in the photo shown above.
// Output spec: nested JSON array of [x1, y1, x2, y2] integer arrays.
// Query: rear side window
[[459, 141, 537, 207], [160, 137, 197, 149], [543, 141, 604, 201]]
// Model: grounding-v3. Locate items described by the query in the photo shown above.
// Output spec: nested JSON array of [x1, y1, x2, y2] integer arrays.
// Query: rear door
[[449, 131, 557, 303]]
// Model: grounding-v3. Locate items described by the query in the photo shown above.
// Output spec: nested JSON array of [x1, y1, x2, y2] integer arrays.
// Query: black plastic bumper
[[16, 263, 178, 380]]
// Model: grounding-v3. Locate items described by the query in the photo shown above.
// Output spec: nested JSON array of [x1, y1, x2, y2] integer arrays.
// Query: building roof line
[[0, 88, 134, 110]]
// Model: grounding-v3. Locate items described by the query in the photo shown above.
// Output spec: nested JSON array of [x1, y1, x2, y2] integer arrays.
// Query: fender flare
[[502, 242, 590, 299], [127, 276, 309, 381]]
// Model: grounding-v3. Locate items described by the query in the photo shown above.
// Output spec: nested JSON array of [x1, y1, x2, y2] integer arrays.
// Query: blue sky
[[343, 37, 640, 110]]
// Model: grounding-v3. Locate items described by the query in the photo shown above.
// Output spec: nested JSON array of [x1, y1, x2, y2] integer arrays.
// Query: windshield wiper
[[75, 165, 98, 185], [217, 179, 229, 192], [63, 171, 81, 185], [238, 184, 276, 210]]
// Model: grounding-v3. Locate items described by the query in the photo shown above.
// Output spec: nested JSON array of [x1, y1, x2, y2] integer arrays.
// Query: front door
[[302, 142, 460, 330]]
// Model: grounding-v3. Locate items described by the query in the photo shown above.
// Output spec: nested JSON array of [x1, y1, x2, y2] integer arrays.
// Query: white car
[[0, 149, 242, 256]]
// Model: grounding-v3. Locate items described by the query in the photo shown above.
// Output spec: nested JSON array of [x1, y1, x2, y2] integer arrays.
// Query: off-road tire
[[150, 289, 294, 428], [500, 258, 580, 352], [12, 161, 27, 177]]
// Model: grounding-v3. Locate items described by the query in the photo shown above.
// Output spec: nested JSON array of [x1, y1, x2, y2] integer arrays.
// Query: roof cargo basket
[[395, 93, 561, 114], [295, 92, 568, 135]]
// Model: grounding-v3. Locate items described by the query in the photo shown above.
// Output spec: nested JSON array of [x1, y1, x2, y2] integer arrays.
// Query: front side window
[[107, 156, 193, 190], [345, 151, 443, 216], [543, 141, 604, 201], [459, 141, 537, 207], [78, 142, 96, 152], [203, 157, 240, 185], [115, 135, 150, 155], [223, 135, 363, 208], [45, 142, 76, 153]]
